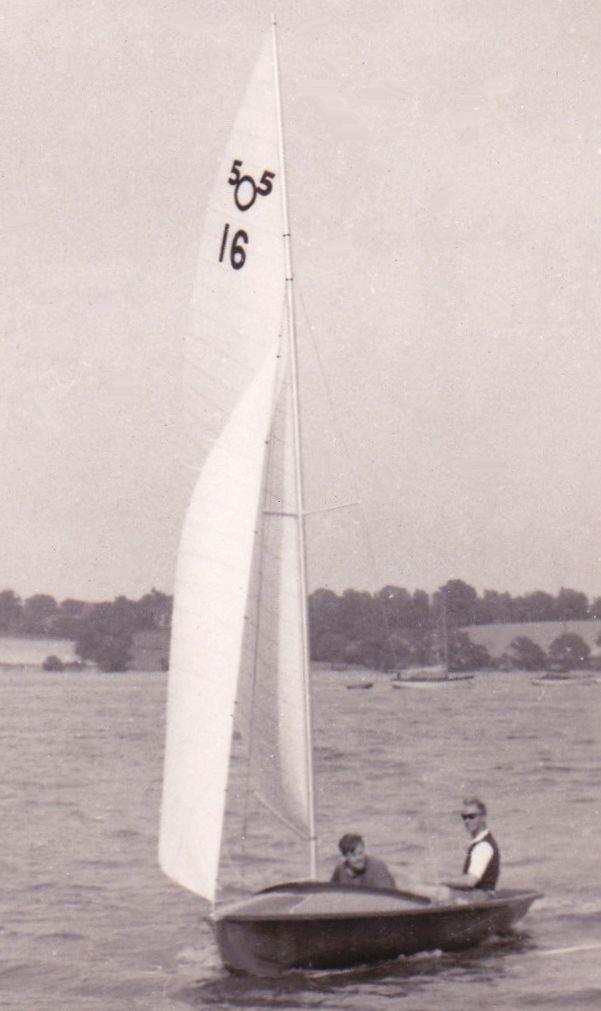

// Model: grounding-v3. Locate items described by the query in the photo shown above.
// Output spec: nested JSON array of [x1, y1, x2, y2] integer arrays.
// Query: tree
[[309, 588, 343, 659], [375, 586, 413, 633], [509, 636, 547, 671], [338, 589, 383, 643], [556, 588, 589, 621], [43, 655, 65, 672], [21, 594, 58, 634], [0, 589, 22, 632], [548, 633, 590, 671], [406, 590, 433, 663], [590, 597, 601, 620], [135, 589, 173, 630], [476, 590, 513, 624], [53, 599, 88, 638], [384, 634, 413, 671], [310, 629, 347, 663], [447, 631, 492, 672], [519, 591, 558, 622], [346, 636, 388, 670], [75, 600, 134, 672], [410, 589, 431, 629], [440, 580, 478, 628]]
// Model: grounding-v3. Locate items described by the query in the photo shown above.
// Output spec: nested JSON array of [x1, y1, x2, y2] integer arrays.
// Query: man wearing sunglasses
[[443, 797, 500, 892]]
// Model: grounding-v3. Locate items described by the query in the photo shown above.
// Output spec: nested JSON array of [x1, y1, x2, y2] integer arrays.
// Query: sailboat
[[392, 590, 475, 688], [391, 667, 474, 688], [158, 21, 540, 976]]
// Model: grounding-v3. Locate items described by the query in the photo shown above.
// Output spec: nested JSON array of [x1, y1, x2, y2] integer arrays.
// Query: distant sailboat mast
[[441, 586, 449, 672], [271, 14, 318, 879]]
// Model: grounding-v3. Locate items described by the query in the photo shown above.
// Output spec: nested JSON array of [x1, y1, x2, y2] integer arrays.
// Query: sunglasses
[[461, 812, 480, 821]]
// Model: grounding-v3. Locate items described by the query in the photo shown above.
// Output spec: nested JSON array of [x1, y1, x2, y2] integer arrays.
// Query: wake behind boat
[[158, 21, 539, 976]]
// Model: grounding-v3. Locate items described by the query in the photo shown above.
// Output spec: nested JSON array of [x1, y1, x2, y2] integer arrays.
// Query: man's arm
[[330, 863, 344, 884], [443, 840, 493, 890], [441, 870, 480, 889], [367, 858, 396, 889]]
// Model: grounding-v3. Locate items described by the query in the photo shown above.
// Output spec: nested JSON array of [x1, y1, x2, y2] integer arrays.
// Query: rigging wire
[[295, 284, 405, 674]]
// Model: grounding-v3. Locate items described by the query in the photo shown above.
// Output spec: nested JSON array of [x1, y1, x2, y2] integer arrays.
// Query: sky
[[3, 0, 601, 604]]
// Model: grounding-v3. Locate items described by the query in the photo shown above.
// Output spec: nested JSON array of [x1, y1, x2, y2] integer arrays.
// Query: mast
[[441, 586, 449, 673], [271, 14, 318, 878]]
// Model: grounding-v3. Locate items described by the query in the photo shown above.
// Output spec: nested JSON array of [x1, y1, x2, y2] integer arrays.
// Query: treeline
[[0, 588, 172, 637], [2, 579, 601, 673], [506, 632, 598, 673], [0, 589, 172, 672], [309, 580, 601, 672]]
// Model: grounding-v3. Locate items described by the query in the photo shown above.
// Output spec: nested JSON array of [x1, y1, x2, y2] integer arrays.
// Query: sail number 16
[[218, 224, 248, 270], [218, 159, 276, 271]]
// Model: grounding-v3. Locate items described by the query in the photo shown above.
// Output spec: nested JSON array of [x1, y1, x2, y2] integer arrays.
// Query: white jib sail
[[159, 32, 313, 902], [238, 348, 312, 840]]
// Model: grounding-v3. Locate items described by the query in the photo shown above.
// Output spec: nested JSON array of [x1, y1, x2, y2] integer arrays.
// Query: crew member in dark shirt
[[330, 833, 396, 889]]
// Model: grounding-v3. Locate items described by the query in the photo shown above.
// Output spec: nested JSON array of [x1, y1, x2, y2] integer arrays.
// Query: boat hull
[[531, 673, 595, 685], [212, 882, 541, 975], [392, 674, 475, 689]]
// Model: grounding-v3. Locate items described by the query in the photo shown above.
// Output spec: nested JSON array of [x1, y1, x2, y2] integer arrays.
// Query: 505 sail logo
[[218, 160, 276, 270]]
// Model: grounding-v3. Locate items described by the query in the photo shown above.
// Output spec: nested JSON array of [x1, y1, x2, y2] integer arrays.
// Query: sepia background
[[3, 0, 601, 605]]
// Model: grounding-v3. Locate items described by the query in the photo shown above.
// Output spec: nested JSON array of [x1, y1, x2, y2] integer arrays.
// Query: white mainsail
[[159, 30, 313, 904], [184, 34, 287, 462]]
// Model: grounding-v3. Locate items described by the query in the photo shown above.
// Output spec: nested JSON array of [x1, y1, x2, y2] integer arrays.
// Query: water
[[0, 637, 75, 665], [2, 666, 601, 1010]]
